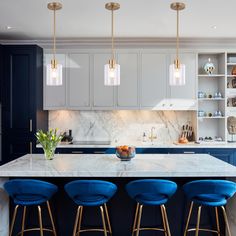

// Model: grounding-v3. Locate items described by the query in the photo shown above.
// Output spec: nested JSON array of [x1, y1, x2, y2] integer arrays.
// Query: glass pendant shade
[[104, 63, 120, 86], [169, 63, 185, 86], [46, 64, 63, 86]]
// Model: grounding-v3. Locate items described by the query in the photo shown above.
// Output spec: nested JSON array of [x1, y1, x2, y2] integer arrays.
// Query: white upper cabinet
[[140, 53, 168, 109], [67, 53, 90, 109], [44, 54, 66, 109], [169, 53, 196, 99], [93, 54, 114, 108], [117, 53, 139, 108]]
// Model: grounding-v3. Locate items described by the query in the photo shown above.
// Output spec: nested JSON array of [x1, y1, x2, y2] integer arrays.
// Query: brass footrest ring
[[16, 227, 54, 235]]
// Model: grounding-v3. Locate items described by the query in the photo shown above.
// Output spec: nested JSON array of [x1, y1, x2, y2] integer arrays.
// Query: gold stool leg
[[10, 205, 19, 236], [38, 206, 44, 236], [104, 204, 112, 234], [184, 201, 194, 236], [195, 206, 202, 236], [160, 205, 168, 236], [136, 204, 143, 236], [221, 206, 232, 236], [21, 206, 26, 236], [47, 201, 57, 236], [132, 203, 140, 236], [73, 206, 81, 236], [100, 205, 108, 236], [215, 207, 220, 236], [162, 205, 171, 236], [77, 206, 83, 236]]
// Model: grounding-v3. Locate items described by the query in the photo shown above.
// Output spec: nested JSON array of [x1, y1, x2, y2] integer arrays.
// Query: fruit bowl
[[115, 146, 136, 161]]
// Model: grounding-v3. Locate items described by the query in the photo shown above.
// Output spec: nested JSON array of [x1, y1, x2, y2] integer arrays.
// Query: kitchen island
[[1, 153, 236, 235]]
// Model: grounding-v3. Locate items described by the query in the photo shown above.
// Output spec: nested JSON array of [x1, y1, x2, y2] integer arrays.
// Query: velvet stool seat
[[64, 180, 117, 236], [183, 179, 236, 236], [4, 179, 58, 236], [126, 179, 177, 236]]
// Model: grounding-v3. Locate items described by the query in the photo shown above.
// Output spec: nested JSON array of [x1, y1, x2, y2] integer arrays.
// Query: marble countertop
[[1, 154, 236, 177], [36, 142, 236, 149]]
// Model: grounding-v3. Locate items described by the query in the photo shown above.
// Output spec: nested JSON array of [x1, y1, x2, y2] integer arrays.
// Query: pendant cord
[[111, 9, 115, 61], [176, 8, 179, 63], [53, 8, 56, 63]]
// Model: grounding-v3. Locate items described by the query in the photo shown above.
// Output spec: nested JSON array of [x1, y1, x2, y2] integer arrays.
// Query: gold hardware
[[29, 119, 32, 132], [149, 127, 157, 142], [47, 2, 62, 69], [30, 142, 32, 154], [183, 203, 231, 236], [72, 204, 112, 236], [170, 2, 185, 67], [132, 204, 170, 236], [105, 2, 120, 65], [72, 151, 84, 154], [10, 202, 57, 236]]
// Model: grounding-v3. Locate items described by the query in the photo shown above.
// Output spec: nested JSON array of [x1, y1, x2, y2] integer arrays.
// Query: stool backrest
[[183, 180, 236, 200], [64, 180, 117, 201], [126, 179, 177, 199], [4, 179, 58, 200]]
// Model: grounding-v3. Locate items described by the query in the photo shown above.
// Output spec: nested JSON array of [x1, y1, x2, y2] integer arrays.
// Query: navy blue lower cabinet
[[205, 149, 235, 165], [168, 148, 204, 154]]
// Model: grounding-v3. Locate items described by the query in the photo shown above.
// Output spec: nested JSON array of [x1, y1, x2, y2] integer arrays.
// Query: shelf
[[227, 89, 236, 94], [227, 63, 236, 66], [227, 75, 236, 78], [198, 117, 225, 119], [198, 98, 225, 101], [198, 74, 225, 77]]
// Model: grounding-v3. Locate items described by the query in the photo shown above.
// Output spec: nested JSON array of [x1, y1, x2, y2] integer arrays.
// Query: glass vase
[[43, 146, 56, 160]]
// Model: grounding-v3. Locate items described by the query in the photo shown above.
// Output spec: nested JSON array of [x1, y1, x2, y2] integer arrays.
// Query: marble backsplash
[[49, 110, 195, 145]]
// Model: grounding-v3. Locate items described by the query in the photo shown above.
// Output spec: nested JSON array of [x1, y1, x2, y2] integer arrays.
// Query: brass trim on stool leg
[[136, 204, 143, 236], [184, 201, 194, 236], [73, 206, 81, 236], [104, 204, 112, 234], [132, 203, 140, 236], [21, 206, 26, 236], [195, 206, 202, 236], [100, 205, 108, 236], [162, 205, 171, 236], [221, 206, 232, 236], [47, 201, 57, 236], [38, 206, 44, 236], [215, 207, 220, 236], [160, 205, 167, 236], [77, 206, 83, 236], [10, 205, 19, 236]]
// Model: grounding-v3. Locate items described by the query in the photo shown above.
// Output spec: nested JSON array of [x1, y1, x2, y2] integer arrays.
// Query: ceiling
[[0, 0, 235, 40]]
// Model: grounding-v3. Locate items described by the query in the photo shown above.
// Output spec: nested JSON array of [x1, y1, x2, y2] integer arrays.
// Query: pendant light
[[104, 2, 120, 86], [169, 2, 185, 86], [47, 2, 62, 86]]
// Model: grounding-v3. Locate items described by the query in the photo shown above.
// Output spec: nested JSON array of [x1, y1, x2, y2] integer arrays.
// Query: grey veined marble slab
[[1, 154, 236, 177]]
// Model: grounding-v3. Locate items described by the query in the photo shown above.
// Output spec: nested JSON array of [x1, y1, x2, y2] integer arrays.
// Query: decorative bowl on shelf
[[116, 146, 136, 161]]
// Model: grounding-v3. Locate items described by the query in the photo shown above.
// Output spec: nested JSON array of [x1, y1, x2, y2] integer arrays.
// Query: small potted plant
[[36, 128, 63, 160]]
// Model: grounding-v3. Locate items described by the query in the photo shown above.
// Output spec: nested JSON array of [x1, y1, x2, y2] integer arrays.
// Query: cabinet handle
[[94, 151, 106, 154], [30, 142, 32, 154], [72, 151, 84, 154], [183, 151, 195, 154], [29, 119, 33, 132]]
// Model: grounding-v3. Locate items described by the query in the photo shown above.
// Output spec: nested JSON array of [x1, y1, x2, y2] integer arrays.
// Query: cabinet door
[[67, 54, 90, 109], [141, 53, 168, 108], [93, 54, 114, 108], [205, 149, 234, 164], [117, 53, 139, 108], [169, 53, 196, 99], [44, 54, 66, 109]]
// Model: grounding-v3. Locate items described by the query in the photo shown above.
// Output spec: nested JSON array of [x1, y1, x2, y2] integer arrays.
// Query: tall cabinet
[[1, 45, 48, 164]]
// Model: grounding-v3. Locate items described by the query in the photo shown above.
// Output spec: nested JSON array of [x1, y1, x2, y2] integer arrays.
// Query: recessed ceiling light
[[5, 26, 13, 30], [212, 25, 217, 29]]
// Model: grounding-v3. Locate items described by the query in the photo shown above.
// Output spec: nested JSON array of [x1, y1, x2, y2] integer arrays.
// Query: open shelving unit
[[197, 53, 226, 143]]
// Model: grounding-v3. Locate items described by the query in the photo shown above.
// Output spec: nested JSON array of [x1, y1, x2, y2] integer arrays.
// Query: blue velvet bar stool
[[64, 180, 117, 236], [183, 180, 236, 236], [126, 179, 177, 236], [4, 179, 58, 236]]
